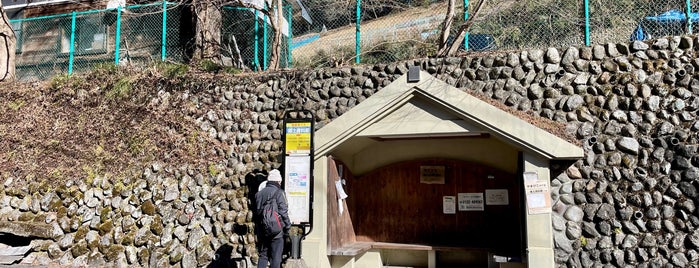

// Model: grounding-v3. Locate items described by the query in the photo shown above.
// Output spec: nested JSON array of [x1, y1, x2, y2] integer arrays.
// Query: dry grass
[[0, 66, 223, 186], [468, 90, 580, 146]]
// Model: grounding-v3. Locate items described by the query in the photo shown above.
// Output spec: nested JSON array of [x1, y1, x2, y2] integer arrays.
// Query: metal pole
[[584, 0, 590, 46], [288, 4, 292, 68], [463, 0, 469, 50], [355, 0, 361, 64], [687, 0, 693, 34], [254, 10, 260, 71], [263, 8, 268, 71], [68, 11, 76, 75], [114, 5, 122, 65], [161, 1, 168, 61]]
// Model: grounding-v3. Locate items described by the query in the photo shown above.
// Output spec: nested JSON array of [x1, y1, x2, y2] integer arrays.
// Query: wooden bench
[[328, 242, 373, 256], [330, 241, 497, 268], [372, 242, 495, 268], [370, 242, 491, 252]]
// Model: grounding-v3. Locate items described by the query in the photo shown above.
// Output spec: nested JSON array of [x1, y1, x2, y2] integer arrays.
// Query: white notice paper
[[458, 193, 484, 211], [528, 193, 546, 207], [485, 189, 509, 205], [335, 180, 348, 200], [524, 171, 552, 214], [443, 196, 456, 214]]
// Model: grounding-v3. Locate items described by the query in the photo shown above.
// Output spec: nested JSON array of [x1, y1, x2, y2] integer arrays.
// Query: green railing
[[289, 0, 699, 66], [221, 4, 292, 71], [12, 0, 699, 78], [10, 2, 182, 81]]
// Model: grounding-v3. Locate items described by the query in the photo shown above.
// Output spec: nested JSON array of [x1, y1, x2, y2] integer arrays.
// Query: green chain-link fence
[[288, 0, 699, 67], [11, 2, 182, 81], [11, 0, 699, 78], [221, 3, 292, 71]]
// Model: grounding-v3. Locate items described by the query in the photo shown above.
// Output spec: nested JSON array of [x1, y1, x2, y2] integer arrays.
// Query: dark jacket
[[255, 182, 291, 238]]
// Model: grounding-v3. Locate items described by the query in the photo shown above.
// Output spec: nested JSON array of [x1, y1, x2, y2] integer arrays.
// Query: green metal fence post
[[288, 4, 292, 68], [68, 11, 76, 75], [114, 5, 122, 65], [162, 1, 168, 61], [355, 0, 361, 64], [254, 10, 260, 71], [463, 0, 469, 50], [687, 0, 693, 34], [263, 9, 268, 71], [584, 0, 590, 46]]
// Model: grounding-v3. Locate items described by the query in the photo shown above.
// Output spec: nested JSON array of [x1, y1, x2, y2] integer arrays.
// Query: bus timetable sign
[[285, 122, 312, 155], [283, 114, 314, 226]]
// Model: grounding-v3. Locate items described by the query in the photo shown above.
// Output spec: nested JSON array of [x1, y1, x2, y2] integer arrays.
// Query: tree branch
[[437, 0, 486, 57]]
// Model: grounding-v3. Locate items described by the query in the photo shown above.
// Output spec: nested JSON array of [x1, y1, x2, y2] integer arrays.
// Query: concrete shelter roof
[[314, 70, 584, 161]]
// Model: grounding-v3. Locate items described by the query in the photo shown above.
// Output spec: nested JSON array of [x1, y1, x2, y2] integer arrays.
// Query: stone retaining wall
[[3, 35, 699, 267]]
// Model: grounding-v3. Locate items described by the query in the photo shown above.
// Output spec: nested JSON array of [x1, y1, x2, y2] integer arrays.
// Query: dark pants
[[258, 235, 284, 268]]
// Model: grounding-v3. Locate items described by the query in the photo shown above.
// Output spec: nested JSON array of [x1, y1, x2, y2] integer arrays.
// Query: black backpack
[[260, 190, 283, 238]]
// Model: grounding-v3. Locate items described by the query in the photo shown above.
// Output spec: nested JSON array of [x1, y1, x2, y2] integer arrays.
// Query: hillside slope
[[0, 67, 222, 186]]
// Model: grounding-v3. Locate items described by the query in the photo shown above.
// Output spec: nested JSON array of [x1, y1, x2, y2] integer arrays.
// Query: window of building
[[60, 16, 108, 55], [11, 21, 21, 54]]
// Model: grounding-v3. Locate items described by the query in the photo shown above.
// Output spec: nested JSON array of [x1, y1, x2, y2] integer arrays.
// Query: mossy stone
[[121, 229, 136, 245], [18, 212, 35, 221], [169, 248, 183, 263], [38, 180, 50, 194], [141, 200, 156, 216], [150, 216, 163, 236], [71, 240, 89, 257], [33, 214, 47, 223], [152, 191, 164, 202], [138, 248, 150, 266], [55, 185, 68, 199], [52, 201, 66, 215], [98, 220, 114, 235], [87, 237, 100, 250], [74, 225, 89, 241], [100, 207, 111, 222], [104, 244, 124, 262], [112, 182, 124, 196]]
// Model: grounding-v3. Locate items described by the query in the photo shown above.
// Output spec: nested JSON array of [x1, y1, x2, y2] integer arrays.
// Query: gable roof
[[314, 70, 584, 161]]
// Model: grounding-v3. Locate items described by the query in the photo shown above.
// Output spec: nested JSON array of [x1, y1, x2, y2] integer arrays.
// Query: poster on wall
[[284, 155, 311, 224], [443, 196, 456, 214], [458, 193, 484, 211], [485, 189, 509, 205], [524, 172, 552, 214]]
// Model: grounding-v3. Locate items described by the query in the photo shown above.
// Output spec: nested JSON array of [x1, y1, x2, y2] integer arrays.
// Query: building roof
[[315, 70, 584, 161]]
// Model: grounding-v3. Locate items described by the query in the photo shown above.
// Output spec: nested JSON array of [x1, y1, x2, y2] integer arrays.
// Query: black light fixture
[[407, 66, 420, 83]]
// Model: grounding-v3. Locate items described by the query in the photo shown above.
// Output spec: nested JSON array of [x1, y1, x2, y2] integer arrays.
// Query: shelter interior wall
[[343, 137, 518, 176], [346, 158, 523, 256]]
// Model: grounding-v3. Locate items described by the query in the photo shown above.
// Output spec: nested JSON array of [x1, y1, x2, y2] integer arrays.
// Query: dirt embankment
[[0, 67, 223, 187]]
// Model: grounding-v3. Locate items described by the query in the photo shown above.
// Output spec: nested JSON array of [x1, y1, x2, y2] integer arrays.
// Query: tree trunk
[[267, 0, 283, 70], [193, 0, 222, 63], [437, 0, 486, 57], [438, 0, 455, 53], [0, 4, 16, 81]]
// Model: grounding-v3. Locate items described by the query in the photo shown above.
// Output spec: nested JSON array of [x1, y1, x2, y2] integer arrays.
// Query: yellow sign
[[285, 122, 311, 154]]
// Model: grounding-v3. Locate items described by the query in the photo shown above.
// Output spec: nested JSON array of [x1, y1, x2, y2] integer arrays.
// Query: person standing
[[255, 169, 291, 268]]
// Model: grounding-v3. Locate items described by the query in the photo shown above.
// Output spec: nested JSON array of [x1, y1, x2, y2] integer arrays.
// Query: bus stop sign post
[[282, 110, 314, 259]]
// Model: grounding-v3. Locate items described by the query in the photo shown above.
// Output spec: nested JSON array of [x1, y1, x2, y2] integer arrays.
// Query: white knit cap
[[268, 169, 282, 182]]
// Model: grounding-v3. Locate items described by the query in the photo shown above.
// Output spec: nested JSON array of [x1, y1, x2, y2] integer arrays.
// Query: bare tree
[[0, 4, 15, 81], [437, 0, 486, 57], [190, 0, 284, 70]]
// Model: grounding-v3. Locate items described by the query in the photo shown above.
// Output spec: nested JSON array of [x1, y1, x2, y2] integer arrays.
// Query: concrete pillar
[[522, 153, 554, 268], [302, 156, 331, 268]]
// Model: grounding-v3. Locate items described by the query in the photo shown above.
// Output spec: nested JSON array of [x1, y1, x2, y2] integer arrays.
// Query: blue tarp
[[631, 9, 699, 41]]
